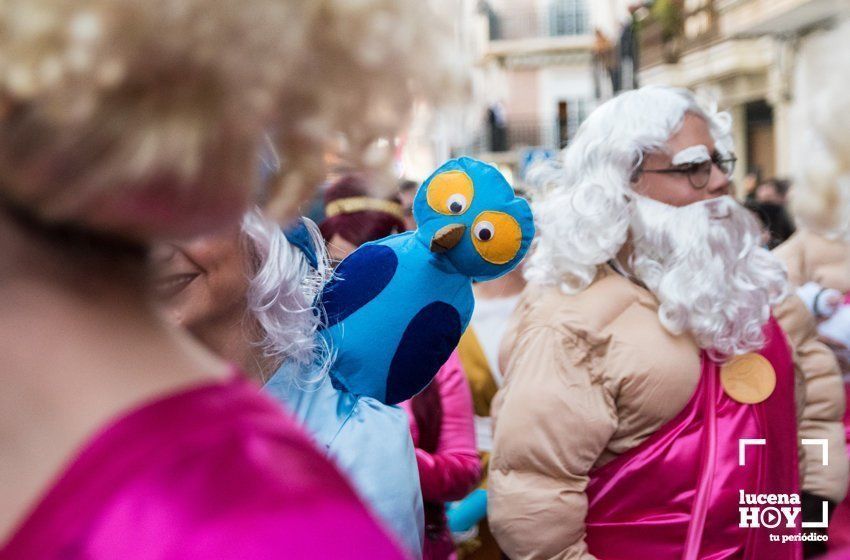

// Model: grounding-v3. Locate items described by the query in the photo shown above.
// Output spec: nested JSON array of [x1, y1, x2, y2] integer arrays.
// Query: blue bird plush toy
[[317, 157, 534, 405]]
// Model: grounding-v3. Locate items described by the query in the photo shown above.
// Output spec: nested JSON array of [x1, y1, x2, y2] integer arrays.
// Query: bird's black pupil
[[479, 229, 492, 241], [450, 201, 463, 213]]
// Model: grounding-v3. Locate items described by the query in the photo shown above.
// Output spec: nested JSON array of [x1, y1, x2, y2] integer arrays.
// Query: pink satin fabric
[[0, 374, 406, 560], [585, 318, 801, 560]]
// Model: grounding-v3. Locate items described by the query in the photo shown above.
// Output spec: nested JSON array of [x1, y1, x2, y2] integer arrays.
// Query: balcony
[[637, 0, 720, 71], [483, 1, 594, 58], [638, 13, 677, 68], [489, 3, 589, 41], [718, 0, 846, 37], [453, 118, 564, 164]]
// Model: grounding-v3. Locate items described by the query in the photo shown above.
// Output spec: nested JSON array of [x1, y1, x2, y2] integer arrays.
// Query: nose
[[704, 162, 731, 198], [430, 224, 466, 253]]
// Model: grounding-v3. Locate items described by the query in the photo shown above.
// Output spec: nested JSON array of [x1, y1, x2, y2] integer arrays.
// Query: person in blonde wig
[[774, 18, 850, 371], [0, 0, 467, 558], [488, 85, 847, 559], [0, 0, 468, 226], [776, 22, 850, 553], [788, 17, 850, 244]]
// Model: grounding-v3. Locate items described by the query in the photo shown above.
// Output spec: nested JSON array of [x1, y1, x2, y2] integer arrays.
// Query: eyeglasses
[[640, 152, 737, 189]]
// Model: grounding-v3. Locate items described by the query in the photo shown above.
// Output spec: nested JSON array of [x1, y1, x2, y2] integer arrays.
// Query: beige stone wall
[[505, 69, 540, 119]]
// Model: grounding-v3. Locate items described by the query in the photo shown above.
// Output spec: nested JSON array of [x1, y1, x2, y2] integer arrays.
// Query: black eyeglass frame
[[640, 153, 738, 189]]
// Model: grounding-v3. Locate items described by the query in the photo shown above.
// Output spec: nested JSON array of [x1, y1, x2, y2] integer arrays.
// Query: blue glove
[[447, 488, 488, 533]]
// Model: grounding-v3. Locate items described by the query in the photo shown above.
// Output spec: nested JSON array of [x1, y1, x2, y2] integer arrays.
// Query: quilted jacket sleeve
[[489, 325, 616, 560]]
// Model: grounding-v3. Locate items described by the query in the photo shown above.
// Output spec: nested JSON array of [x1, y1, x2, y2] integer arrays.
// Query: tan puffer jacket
[[488, 265, 848, 560], [774, 229, 850, 293], [774, 228, 850, 502]]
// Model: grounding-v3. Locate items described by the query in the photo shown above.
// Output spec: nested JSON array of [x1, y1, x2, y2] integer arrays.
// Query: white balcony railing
[[487, 0, 589, 42]]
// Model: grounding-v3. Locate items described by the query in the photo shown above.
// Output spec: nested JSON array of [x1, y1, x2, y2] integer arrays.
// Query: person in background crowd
[[398, 179, 420, 231], [451, 267, 526, 560], [322, 183, 482, 559], [154, 209, 425, 557], [742, 169, 762, 202], [757, 177, 791, 204], [746, 178, 796, 249], [488, 85, 847, 560], [401, 353, 481, 560], [320, 174, 407, 265], [0, 0, 482, 555]]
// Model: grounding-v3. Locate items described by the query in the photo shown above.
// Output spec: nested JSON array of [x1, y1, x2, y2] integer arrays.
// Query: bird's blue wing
[[384, 301, 462, 404], [318, 244, 398, 329]]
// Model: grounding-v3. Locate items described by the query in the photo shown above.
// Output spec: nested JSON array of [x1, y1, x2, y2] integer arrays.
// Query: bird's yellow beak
[[430, 224, 466, 253]]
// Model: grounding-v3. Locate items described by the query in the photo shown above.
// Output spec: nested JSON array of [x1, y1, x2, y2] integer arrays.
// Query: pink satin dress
[[0, 374, 406, 560], [585, 318, 801, 560]]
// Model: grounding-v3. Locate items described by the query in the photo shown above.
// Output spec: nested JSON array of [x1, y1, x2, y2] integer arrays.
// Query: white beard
[[628, 195, 788, 360]]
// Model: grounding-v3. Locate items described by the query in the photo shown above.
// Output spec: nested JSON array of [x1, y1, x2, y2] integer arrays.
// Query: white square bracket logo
[[802, 500, 830, 528], [738, 438, 766, 466], [802, 439, 829, 466], [739, 438, 831, 528], [801, 438, 830, 528]]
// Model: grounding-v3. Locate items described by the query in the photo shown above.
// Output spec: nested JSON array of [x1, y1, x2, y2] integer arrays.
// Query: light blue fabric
[[264, 364, 424, 558]]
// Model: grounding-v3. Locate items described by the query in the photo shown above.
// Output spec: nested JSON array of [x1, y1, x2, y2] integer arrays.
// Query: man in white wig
[[488, 85, 847, 560]]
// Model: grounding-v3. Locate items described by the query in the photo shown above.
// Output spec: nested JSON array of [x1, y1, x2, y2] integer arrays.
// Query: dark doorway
[[745, 100, 775, 180]]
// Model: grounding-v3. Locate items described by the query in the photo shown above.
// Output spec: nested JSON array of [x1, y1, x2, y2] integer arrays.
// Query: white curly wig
[[524, 85, 733, 294], [241, 209, 330, 381]]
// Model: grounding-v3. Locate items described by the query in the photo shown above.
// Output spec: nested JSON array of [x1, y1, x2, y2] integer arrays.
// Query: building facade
[[637, 0, 850, 191], [454, 0, 633, 180]]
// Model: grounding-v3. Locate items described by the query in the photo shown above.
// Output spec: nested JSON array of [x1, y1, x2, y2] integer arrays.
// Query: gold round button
[[720, 353, 776, 404]]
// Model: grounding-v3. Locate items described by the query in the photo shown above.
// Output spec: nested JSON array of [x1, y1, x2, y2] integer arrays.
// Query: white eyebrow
[[671, 145, 710, 165]]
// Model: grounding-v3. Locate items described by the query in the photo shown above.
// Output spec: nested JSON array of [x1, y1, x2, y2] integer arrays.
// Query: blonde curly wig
[[792, 19, 850, 241], [262, 0, 470, 219], [0, 0, 468, 235]]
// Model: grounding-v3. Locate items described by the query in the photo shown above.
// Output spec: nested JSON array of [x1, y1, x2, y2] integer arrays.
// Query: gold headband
[[325, 196, 404, 219]]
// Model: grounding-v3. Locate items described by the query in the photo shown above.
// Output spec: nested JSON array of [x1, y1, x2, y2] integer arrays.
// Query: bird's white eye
[[447, 194, 468, 215], [473, 221, 495, 242]]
